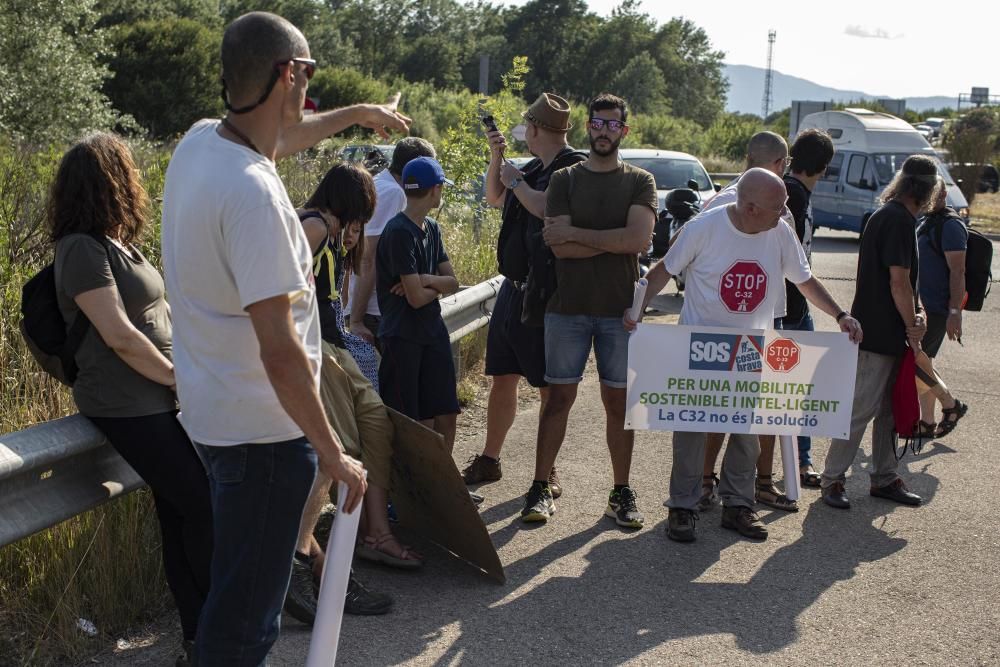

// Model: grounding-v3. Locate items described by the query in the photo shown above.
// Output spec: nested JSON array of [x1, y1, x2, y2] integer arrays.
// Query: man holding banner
[[625, 168, 862, 543]]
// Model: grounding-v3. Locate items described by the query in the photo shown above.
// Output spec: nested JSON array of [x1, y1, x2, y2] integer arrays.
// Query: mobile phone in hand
[[481, 115, 499, 133]]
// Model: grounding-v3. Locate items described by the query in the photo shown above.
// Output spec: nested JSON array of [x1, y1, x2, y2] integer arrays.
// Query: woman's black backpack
[[918, 209, 993, 311], [20, 238, 111, 386]]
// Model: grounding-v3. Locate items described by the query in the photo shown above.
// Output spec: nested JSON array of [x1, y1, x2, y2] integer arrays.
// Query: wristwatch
[[508, 177, 521, 190], [949, 308, 962, 315]]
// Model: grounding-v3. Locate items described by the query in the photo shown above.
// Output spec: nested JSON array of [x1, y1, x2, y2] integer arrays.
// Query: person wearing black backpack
[[915, 181, 970, 439], [460, 94, 586, 492], [46, 133, 212, 666]]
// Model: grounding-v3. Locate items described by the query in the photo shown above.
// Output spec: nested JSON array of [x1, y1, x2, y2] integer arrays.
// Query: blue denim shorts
[[543, 313, 629, 388]]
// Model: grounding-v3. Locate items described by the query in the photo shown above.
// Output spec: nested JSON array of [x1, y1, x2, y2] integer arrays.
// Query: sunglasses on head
[[588, 118, 627, 132], [222, 57, 317, 115]]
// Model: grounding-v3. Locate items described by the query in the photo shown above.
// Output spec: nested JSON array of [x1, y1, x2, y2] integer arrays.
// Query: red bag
[[892, 347, 920, 458]]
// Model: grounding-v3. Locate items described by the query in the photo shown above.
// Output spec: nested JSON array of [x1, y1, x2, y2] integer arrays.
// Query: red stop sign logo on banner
[[719, 260, 768, 313], [766, 338, 800, 372]]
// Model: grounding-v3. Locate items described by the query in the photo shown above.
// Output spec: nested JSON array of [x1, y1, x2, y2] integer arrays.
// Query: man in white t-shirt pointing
[[162, 11, 409, 664], [625, 169, 862, 543]]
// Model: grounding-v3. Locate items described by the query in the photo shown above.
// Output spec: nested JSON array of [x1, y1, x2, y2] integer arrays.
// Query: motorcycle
[[640, 179, 702, 292]]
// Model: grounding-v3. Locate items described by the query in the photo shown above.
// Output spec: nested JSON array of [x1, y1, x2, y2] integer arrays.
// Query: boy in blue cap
[[376, 156, 461, 449]]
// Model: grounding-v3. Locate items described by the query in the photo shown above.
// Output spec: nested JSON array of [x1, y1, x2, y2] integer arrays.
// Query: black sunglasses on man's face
[[588, 118, 627, 132]]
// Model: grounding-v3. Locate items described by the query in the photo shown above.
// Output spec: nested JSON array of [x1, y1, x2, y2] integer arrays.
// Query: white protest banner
[[625, 323, 858, 439]]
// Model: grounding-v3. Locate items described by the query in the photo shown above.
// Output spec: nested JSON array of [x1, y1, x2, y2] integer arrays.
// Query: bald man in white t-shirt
[[626, 169, 861, 543]]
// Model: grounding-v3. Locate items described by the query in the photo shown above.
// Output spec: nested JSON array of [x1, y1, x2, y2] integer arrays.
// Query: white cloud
[[844, 24, 901, 39]]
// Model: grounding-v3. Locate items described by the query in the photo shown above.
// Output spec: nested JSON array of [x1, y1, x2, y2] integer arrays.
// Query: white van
[[796, 109, 969, 235]]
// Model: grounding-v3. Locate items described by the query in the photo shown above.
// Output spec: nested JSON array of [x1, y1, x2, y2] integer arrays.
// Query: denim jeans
[[194, 438, 317, 666], [543, 312, 630, 388], [779, 308, 815, 466]]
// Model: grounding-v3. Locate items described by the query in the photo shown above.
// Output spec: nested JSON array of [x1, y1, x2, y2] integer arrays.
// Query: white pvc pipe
[[779, 434, 801, 501], [305, 480, 364, 667]]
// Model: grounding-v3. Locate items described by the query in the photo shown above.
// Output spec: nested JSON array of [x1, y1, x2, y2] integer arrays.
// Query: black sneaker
[[605, 486, 644, 529], [345, 574, 393, 615], [721, 505, 768, 540], [520, 483, 555, 523], [461, 454, 502, 484], [283, 555, 318, 625], [666, 508, 698, 542]]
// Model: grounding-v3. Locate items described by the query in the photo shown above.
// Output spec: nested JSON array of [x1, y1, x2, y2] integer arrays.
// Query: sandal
[[935, 399, 968, 438], [697, 473, 719, 512], [355, 533, 423, 570], [755, 475, 799, 512], [799, 466, 822, 488], [915, 420, 938, 441]]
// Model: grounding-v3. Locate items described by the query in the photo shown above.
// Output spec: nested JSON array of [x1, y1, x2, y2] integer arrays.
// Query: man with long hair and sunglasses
[[161, 11, 409, 664], [520, 93, 657, 529]]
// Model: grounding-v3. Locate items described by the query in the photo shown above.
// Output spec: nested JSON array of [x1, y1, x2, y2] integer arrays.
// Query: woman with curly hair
[[49, 132, 211, 666]]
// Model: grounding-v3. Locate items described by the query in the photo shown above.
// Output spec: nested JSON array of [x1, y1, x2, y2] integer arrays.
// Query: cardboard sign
[[626, 323, 858, 439], [386, 408, 505, 583]]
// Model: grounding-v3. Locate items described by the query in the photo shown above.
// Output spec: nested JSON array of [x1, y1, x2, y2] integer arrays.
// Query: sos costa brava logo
[[688, 332, 764, 373]]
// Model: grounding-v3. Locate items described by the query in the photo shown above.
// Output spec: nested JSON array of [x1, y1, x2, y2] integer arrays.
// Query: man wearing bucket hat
[[461, 93, 586, 492], [376, 156, 462, 450]]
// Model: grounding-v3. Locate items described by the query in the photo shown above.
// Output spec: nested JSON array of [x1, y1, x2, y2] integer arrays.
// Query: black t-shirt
[[851, 200, 918, 356], [496, 147, 587, 281], [376, 212, 450, 344], [783, 175, 813, 323], [302, 211, 346, 348]]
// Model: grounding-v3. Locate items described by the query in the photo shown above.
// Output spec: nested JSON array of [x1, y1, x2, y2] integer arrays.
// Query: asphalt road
[[116, 230, 1000, 666]]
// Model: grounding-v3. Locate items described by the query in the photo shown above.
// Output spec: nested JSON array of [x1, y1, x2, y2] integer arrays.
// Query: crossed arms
[[542, 205, 655, 259]]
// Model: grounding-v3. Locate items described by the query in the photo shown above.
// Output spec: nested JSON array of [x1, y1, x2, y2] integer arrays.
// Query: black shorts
[[485, 279, 548, 388], [378, 332, 460, 421], [921, 311, 948, 358]]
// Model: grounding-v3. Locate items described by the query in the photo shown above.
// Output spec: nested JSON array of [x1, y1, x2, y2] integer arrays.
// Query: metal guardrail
[[0, 275, 505, 548]]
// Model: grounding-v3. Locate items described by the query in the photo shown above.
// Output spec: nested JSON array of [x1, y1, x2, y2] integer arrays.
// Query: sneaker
[[548, 467, 563, 499], [461, 454, 502, 484], [283, 555, 318, 625], [666, 508, 698, 542], [721, 505, 768, 540], [605, 486, 644, 529], [345, 574, 393, 615], [697, 473, 719, 512], [520, 483, 555, 523]]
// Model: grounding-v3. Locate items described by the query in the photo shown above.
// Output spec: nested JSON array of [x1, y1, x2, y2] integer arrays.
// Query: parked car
[[337, 144, 394, 173], [913, 123, 934, 141], [923, 117, 947, 138], [617, 148, 718, 213], [798, 109, 969, 235]]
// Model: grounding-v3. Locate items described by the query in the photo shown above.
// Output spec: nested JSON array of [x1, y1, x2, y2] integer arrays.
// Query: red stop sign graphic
[[766, 338, 800, 372], [719, 260, 769, 313]]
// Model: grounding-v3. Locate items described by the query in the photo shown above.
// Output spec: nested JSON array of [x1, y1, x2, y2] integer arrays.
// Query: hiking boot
[[822, 481, 850, 509], [283, 555, 318, 625], [697, 473, 719, 512], [520, 482, 555, 523], [605, 486, 644, 529], [461, 454, 502, 484], [666, 508, 698, 542], [345, 573, 393, 615], [870, 478, 922, 506], [175, 640, 194, 667], [721, 505, 768, 540], [548, 467, 562, 499]]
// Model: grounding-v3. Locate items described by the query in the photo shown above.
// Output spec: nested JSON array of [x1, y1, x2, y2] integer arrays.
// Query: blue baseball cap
[[402, 156, 453, 190]]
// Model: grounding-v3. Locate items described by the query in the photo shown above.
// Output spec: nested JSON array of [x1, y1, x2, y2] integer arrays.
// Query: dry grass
[[971, 191, 1000, 235]]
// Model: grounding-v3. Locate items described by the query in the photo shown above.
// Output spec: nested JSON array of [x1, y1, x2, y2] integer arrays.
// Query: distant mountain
[[723, 63, 957, 116]]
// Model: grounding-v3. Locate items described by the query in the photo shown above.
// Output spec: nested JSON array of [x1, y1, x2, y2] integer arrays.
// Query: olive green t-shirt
[[54, 234, 176, 418], [544, 162, 657, 317]]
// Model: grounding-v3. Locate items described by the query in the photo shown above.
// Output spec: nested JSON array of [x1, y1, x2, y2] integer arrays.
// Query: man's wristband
[[949, 307, 962, 315], [835, 310, 849, 323]]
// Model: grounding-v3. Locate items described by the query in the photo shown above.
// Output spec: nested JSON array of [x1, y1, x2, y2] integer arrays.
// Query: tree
[[105, 18, 222, 138], [0, 0, 118, 145], [945, 107, 1000, 204], [308, 67, 389, 111], [95, 0, 221, 28], [651, 18, 728, 128], [612, 53, 669, 114]]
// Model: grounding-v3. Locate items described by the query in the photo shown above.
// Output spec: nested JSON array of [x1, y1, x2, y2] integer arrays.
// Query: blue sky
[[502, 0, 993, 100]]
